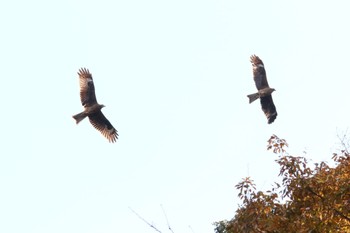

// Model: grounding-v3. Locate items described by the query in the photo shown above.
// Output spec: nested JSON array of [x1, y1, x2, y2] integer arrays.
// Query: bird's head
[[98, 104, 106, 109], [271, 88, 276, 92]]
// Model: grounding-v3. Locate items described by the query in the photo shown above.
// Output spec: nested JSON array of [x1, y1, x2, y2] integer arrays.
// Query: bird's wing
[[78, 68, 97, 107], [88, 111, 118, 143], [250, 55, 270, 90], [260, 95, 277, 124]]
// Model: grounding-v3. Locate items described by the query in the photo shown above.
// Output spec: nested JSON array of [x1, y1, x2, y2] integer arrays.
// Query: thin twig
[[161, 204, 174, 233], [336, 128, 349, 153], [129, 207, 162, 233]]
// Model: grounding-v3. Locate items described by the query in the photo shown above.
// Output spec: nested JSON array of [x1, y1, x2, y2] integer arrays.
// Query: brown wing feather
[[250, 55, 270, 90], [78, 68, 97, 107], [260, 95, 277, 124], [88, 111, 118, 143]]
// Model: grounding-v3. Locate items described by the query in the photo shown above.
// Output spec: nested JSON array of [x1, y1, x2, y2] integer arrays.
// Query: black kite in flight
[[247, 55, 277, 124], [73, 68, 118, 142]]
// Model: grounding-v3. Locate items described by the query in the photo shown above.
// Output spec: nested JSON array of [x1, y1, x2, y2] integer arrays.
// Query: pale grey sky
[[1, 1, 349, 232]]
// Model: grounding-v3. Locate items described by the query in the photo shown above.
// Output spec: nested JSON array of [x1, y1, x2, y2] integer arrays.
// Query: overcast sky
[[1, 1, 349, 233]]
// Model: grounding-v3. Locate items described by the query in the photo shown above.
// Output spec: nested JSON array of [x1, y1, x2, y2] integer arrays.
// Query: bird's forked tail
[[247, 93, 260, 104], [72, 112, 87, 124]]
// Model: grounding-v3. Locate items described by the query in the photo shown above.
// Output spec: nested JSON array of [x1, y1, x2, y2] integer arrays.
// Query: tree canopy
[[214, 135, 350, 233]]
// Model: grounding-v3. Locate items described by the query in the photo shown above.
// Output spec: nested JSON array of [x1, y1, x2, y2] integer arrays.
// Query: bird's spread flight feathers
[[261, 95, 277, 124], [73, 68, 118, 142], [89, 111, 118, 143], [250, 55, 270, 90], [248, 55, 278, 124], [78, 68, 97, 107]]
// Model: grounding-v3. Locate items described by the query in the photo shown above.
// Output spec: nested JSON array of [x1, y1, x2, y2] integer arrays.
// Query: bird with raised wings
[[72, 68, 118, 142], [247, 55, 277, 124]]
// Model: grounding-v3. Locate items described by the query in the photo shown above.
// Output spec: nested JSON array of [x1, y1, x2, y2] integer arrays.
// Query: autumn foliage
[[214, 135, 350, 233]]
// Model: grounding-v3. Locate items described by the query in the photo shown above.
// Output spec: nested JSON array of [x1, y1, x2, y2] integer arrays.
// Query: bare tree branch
[[129, 207, 162, 233], [336, 128, 350, 153], [161, 204, 174, 233]]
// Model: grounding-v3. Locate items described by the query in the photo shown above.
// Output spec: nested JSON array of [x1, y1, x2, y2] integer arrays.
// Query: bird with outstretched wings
[[72, 68, 118, 142], [247, 55, 277, 124]]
